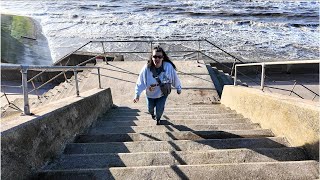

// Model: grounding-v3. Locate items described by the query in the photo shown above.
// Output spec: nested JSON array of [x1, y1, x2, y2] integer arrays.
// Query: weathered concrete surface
[[82, 60, 220, 106], [44, 148, 307, 169], [64, 137, 289, 154], [1, 88, 113, 180], [221, 85, 319, 160], [75, 129, 274, 142], [39, 161, 319, 180], [1, 14, 52, 65]]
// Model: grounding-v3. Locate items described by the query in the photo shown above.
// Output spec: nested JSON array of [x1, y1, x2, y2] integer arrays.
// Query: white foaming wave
[[1, 0, 319, 62]]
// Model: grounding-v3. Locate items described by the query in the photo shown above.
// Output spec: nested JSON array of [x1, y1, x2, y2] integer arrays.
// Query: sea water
[[1, 0, 319, 63]]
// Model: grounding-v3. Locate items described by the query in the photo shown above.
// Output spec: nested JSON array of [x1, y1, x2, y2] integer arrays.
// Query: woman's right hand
[[133, 97, 139, 103]]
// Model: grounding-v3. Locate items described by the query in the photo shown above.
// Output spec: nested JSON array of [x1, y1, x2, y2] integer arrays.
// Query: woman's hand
[[177, 89, 181, 94], [133, 97, 139, 103], [148, 84, 156, 92]]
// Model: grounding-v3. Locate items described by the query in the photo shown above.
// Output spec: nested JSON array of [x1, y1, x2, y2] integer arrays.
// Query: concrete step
[[44, 148, 307, 170], [94, 118, 251, 127], [105, 111, 238, 118], [88, 123, 261, 134], [75, 129, 274, 143], [100, 113, 243, 121], [106, 109, 235, 116], [38, 161, 319, 180], [113, 104, 226, 111], [64, 137, 289, 154]]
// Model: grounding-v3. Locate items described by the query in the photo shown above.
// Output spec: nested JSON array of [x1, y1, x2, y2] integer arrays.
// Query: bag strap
[[151, 66, 163, 85]]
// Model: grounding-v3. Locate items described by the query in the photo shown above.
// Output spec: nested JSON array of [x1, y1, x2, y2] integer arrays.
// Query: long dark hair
[[147, 46, 177, 70]]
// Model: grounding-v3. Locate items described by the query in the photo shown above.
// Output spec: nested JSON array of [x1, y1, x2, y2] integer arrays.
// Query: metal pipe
[[77, 56, 100, 66], [27, 69, 47, 82], [1, 64, 97, 71], [101, 42, 107, 62], [230, 60, 236, 76], [91, 39, 203, 43], [74, 69, 80, 97], [55, 41, 92, 65], [261, 63, 265, 90], [30, 80, 40, 98], [312, 94, 317, 101], [299, 83, 319, 96], [82, 50, 197, 54], [21, 66, 30, 115], [204, 39, 244, 63], [197, 41, 200, 63], [2, 87, 11, 105], [234, 66, 237, 86], [289, 81, 297, 96], [97, 68, 102, 89], [60, 63, 69, 82]]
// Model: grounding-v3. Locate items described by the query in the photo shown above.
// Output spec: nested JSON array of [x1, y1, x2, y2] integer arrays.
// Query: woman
[[133, 46, 182, 125]]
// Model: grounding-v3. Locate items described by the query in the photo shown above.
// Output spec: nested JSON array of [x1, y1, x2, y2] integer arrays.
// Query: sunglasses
[[152, 55, 163, 59]]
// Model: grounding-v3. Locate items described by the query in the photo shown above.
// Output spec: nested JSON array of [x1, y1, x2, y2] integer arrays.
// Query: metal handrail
[[234, 60, 320, 100], [1, 64, 101, 115], [3, 39, 243, 116], [56, 38, 241, 63]]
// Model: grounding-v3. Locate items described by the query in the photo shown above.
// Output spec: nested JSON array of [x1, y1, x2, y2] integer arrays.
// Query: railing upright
[[260, 63, 265, 90], [73, 69, 80, 97], [234, 60, 320, 101], [98, 68, 102, 89], [234, 66, 237, 86], [21, 66, 30, 115]]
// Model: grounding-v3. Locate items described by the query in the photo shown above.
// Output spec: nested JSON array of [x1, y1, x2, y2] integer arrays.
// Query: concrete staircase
[[37, 104, 318, 179]]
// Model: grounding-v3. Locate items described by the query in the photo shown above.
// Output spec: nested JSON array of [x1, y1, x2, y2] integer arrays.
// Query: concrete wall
[[221, 85, 319, 160], [1, 88, 113, 180]]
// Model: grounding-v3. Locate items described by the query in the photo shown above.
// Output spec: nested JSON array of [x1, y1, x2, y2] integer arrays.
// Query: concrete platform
[[83, 60, 219, 106]]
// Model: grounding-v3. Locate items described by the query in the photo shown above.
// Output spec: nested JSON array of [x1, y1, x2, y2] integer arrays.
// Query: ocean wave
[[288, 23, 319, 28], [1, 0, 319, 62]]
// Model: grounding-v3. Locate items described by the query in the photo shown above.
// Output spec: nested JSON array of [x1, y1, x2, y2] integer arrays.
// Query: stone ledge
[[1, 88, 113, 180], [221, 85, 319, 160]]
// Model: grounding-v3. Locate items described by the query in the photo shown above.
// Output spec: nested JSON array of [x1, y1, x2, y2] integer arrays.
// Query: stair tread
[[94, 118, 251, 126], [44, 147, 308, 170], [88, 123, 261, 134], [76, 129, 274, 142], [64, 137, 290, 154], [38, 161, 319, 180], [100, 113, 244, 121]]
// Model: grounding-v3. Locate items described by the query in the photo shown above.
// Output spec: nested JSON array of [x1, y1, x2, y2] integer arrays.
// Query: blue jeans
[[146, 96, 168, 121]]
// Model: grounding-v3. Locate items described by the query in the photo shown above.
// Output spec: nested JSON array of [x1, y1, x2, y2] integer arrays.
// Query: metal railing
[[6, 38, 317, 115], [56, 39, 244, 75], [3, 38, 241, 116], [234, 60, 320, 101], [1, 64, 101, 115]]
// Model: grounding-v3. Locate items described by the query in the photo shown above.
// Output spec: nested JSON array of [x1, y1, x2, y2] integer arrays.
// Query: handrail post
[[74, 69, 80, 97], [197, 40, 200, 63], [21, 65, 31, 115], [97, 67, 102, 89], [101, 42, 107, 62], [234, 65, 237, 86], [230, 59, 236, 76], [261, 63, 265, 90]]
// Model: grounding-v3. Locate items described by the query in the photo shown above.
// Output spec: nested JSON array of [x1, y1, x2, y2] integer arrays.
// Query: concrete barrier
[[221, 85, 319, 160], [1, 88, 113, 180]]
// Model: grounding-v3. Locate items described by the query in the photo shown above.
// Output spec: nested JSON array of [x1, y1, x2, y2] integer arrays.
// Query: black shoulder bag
[[151, 66, 171, 96]]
